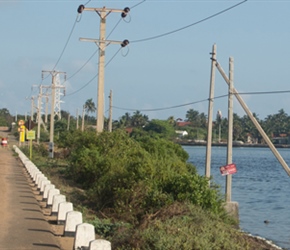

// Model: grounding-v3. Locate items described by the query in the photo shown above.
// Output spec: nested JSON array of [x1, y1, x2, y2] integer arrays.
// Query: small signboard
[[20, 125, 25, 142], [220, 163, 237, 176], [25, 119, 35, 130], [26, 130, 36, 140]]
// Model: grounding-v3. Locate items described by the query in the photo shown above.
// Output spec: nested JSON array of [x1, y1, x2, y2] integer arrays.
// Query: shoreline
[[178, 141, 290, 148], [244, 232, 284, 250]]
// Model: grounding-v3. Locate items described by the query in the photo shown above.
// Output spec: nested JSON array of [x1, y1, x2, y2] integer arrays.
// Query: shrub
[[65, 129, 224, 225]]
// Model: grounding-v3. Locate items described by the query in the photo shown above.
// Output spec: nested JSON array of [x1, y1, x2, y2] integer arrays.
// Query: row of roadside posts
[[18, 119, 36, 159]]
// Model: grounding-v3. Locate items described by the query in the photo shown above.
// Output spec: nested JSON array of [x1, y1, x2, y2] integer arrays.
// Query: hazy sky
[[1, 0, 290, 121]]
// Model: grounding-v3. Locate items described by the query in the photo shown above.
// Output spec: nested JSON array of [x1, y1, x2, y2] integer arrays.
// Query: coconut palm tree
[[84, 98, 96, 115]]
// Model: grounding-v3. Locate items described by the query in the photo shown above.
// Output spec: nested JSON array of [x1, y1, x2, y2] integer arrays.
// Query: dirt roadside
[[0, 130, 73, 250]]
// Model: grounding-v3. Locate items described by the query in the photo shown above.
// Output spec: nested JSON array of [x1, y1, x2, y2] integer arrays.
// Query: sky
[[1, 0, 290, 122]]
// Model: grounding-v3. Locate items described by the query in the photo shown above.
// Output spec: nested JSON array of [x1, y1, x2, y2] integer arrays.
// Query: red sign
[[220, 163, 237, 176]]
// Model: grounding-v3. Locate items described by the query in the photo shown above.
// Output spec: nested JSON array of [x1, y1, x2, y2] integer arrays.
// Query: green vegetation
[[9, 106, 288, 249], [0, 108, 14, 127], [20, 128, 275, 249]]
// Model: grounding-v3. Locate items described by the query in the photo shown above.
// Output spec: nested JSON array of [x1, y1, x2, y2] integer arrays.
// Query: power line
[[60, 0, 247, 100], [113, 97, 210, 112], [112, 89, 290, 113], [51, 13, 81, 71], [64, 47, 122, 97], [131, 0, 247, 43], [63, 1, 246, 96], [65, 50, 98, 83], [237, 89, 290, 95], [130, 0, 147, 9], [41, 13, 81, 82], [59, 3, 134, 88]]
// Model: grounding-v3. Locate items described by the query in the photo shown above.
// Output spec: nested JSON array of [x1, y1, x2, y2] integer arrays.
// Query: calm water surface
[[183, 146, 290, 250]]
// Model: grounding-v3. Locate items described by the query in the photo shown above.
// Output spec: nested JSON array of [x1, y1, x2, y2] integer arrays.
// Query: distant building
[[272, 134, 290, 144], [176, 121, 192, 127], [175, 130, 188, 137]]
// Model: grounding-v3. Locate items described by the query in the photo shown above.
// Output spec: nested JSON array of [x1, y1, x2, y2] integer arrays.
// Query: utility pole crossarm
[[79, 38, 127, 46], [82, 7, 125, 14], [77, 5, 130, 17]]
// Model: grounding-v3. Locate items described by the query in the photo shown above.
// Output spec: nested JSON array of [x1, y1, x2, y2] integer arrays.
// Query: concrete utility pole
[[67, 114, 70, 131], [76, 109, 79, 130], [81, 105, 85, 132], [37, 87, 42, 144], [226, 57, 234, 202], [42, 70, 66, 158], [215, 61, 290, 177], [205, 44, 217, 180], [108, 90, 112, 132], [45, 96, 49, 124], [78, 5, 130, 133], [30, 97, 35, 121]]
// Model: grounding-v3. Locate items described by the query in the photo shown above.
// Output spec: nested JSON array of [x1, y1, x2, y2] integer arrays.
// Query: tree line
[[2, 101, 290, 143]]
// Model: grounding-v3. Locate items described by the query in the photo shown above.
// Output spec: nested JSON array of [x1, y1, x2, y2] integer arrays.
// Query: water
[[183, 145, 290, 250]]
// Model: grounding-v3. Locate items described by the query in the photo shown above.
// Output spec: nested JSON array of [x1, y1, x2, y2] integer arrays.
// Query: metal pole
[[216, 62, 290, 176], [226, 57, 234, 202], [205, 44, 217, 180]]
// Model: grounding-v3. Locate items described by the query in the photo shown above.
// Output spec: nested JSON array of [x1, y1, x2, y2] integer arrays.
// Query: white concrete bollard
[[33, 171, 43, 183], [64, 211, 83, 237], [51, 194, 66, 215], [57, 202, 73, 225], [47, 188, 60, 207], [43, 184, 55, 200], [28, 167, 39, 178], [40, 180, 51, 194], [89, 239, 111, 250], [37, 176, 47, 189], [73, 223, 95, 250], [25, 162, 36, 174], [35, 173, 45, 184]]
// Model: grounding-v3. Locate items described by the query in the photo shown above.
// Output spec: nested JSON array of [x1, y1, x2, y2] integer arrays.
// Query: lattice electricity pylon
[[54, 73, 65, 120]]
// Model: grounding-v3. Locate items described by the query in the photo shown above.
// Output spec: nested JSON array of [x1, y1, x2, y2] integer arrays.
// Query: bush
[[64, 129, 224, 225]]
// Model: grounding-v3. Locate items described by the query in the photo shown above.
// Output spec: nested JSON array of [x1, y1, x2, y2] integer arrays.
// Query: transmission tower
[[54, 73, 65, 119]]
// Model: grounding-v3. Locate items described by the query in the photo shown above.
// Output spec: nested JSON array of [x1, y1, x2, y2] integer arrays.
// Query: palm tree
[[167, 116, 176, 127], [82, 99, 96, 130], [131, 111, 149, 127], [84, 98, 96, 115]]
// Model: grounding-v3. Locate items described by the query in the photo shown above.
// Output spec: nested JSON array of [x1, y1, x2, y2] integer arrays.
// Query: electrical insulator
[[121, 40, 129, 47], [121, 7, 130, 18], [77, 5, 85, 14]]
